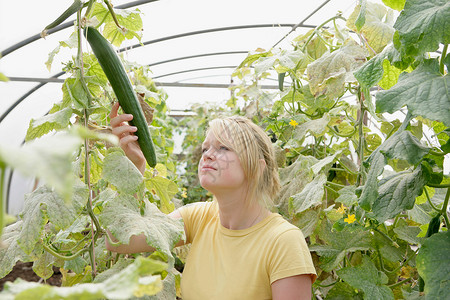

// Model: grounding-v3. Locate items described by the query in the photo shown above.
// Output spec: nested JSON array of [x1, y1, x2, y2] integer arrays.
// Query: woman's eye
[[201, 148, 207, 153], [219, 146, 229, 151]]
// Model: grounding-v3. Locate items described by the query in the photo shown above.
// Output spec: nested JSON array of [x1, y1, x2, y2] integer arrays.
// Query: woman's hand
[[109, 102, 146, 175]]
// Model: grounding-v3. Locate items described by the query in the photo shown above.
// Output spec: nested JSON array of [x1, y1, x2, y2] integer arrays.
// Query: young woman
[[108, 102, 317, 299]]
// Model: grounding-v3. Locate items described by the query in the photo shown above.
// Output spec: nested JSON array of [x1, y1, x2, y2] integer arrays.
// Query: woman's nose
[[203, 148, 215, 160]]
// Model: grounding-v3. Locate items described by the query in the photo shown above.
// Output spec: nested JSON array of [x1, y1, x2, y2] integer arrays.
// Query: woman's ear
[[259, 158, 266, 175]]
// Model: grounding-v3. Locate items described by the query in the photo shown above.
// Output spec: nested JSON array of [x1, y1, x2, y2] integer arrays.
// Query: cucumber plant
[[0, 1, 183, 299]]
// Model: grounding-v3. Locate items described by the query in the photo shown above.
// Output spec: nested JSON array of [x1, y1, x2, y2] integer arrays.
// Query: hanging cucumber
[[41, 0, 84, 38], [418, 213, 441, 292], [84, 26, 157, 168]]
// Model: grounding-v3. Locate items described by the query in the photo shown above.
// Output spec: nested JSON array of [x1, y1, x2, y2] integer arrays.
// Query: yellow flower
[[344, 214, 356, 224], [181, 191, 188, 198], [289, 119, 298, 128], [337, 204, 346, 214]]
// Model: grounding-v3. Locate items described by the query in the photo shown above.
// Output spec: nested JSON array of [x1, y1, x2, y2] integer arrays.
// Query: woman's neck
[[214, 191, 270, 230]]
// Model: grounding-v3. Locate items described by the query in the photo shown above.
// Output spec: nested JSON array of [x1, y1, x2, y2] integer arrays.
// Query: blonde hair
[[206, 116, 280, 209]]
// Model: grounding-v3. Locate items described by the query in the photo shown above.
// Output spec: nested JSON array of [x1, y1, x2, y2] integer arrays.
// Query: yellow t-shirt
[[179, 201, 316, 300]]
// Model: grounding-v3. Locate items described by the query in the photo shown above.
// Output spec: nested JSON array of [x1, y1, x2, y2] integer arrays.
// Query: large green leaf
[[289, 174, 327, 215], [102, 148, 143, 194], [145, 174, 179, 214], [99, 194, 184, 267], [254, 49, 309, 75], [393, 219, 423, 245], [0, 221, 33, 278], [376, 59, 450, 126], [394, 0, 450, 57], [310, 225, 372, 272], [25, 107, 73, 141], [0, 132, 82, 202], [276, 155, 317, 213], [17, 183, 87, 254], [359, 116, 429, 210], [416, 231, 450, 299], [372, 167, 425, 222], [347, 1, 396, 53], [1, 256, 165, 299], [337, 256, 394, 300], [307, 42, 368, 100]]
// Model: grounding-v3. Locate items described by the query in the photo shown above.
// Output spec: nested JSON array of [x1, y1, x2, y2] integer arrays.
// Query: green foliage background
[[0, 0, 449, 299]]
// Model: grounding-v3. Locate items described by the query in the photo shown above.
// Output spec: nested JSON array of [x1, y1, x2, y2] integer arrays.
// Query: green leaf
[[336, 185, 359, 207], [310, 225, 371, 272], [380, 130, 430, 164], [144, 175, 178, 214], [0, 132, 82, 202], [337, 256, 394, 300], [325, 281, 363, 299], [33, 251, 58, 280], [1, 256, 165, 299], [308, 42, 368, 100], [347, 1, 395, 53], [382, 0, 405, 11], [311, 151, 341, 175], [277, 155, 317, 213], [99, 194, 185, 267], [354, 42, 414, 92], [18, 183, 87, 254], [394, 0, 450, 57], [62, 77, 90, 109], [25, 107, 73, 141], [372, 166, 425, 222], [393, 219, 423, 245], [378, 59, 410, 90], [416, 231, 450, 299], [254, 49, 308, 75], [354, 0, 367, 32], [101, 7, 143, 47], [237, 50, 271, 68], [376, 59, 450, 126], [289, 173, 327, 215], [291, 113, 330, 142], [0, 221, 32, 278], [359, 116, 423, 210], [102, 148, 143, 194]]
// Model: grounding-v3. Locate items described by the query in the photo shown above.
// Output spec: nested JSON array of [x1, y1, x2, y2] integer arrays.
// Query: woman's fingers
[[111, 124, 137, 138], [109, 102, 120, 119]]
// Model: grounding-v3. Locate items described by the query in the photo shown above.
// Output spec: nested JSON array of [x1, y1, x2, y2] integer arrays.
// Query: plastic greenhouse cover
[[1, 0, 388, 214]]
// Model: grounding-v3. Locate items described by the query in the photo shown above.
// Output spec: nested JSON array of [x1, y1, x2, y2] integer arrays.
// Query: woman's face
[[198, 131, 246, 194]]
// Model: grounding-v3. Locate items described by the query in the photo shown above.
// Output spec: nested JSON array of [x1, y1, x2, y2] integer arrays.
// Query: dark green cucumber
[[84, 26, 157, 168], [419, 213, 441, 292], [42, 0, 83, 37]]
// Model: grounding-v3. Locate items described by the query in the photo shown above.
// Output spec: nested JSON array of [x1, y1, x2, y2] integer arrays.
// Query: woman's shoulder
[[264, 214, 306, 241], [179, 201, 217, 219]]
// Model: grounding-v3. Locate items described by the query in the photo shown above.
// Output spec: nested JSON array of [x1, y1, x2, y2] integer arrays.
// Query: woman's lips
[[201, 165, 216, 171]]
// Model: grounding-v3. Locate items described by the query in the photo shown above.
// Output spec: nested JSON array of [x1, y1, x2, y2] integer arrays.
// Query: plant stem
[[388, 278, 412, 289], [426, 182, 450, 188], [327, 124, 357, 138], [442, 187, 450, 228], [373, 227, 400, 248], [83, 0, 96, 20], [356, 87, 366, 187], [439, 44, 448, 75], [0, 163, 5, 238], [423, 187, 441, 212], [104, 0, 122, 29], [78, 11, 97, 277], [42, 242, 89, 260], [300, 15, 346, 53]]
